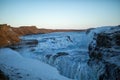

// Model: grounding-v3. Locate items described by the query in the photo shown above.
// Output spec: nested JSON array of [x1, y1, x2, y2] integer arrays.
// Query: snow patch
[[0, 48, 72, 80]]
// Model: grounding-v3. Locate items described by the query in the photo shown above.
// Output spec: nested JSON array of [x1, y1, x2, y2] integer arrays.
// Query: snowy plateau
[[0, 26, 120, 80]]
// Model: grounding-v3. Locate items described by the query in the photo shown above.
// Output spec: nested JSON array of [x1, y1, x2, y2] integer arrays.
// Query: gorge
[[0, 24, 120, 80]]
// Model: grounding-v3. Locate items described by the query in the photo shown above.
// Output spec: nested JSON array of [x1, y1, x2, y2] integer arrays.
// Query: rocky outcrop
[[88, 26, 120, 80], [0, 24, 20, 47], [12, 26, 40, 36], [9, 40, 38, 50], [0, 24, 40, 47]]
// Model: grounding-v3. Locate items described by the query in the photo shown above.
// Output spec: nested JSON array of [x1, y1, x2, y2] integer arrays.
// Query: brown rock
[[0, 24, 20, 47], [12, 26, 40, 36]]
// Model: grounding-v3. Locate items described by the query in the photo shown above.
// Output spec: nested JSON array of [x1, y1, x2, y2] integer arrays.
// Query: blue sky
[[0, 0, 120, 29]]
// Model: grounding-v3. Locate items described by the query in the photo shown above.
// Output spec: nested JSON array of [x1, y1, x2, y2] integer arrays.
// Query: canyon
[[0, 24, 120, 80]]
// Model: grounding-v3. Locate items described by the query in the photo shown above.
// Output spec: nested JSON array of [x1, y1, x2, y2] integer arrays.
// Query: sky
[[0, 0, 120, 29]]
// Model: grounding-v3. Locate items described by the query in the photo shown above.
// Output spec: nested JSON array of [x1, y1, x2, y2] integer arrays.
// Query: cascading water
[[14, 26, 119, 80], [17, 32, 97, 80]]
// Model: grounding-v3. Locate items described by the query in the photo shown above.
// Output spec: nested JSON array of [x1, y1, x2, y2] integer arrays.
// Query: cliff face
[[12, 26, 40, 36], [0, 24, 20, 47], [88, 26, 120, 80], [0, 24, 40, 47]]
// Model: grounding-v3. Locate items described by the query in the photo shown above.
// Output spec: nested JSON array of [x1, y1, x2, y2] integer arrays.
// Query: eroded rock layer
[[88, 26, 120, 80]]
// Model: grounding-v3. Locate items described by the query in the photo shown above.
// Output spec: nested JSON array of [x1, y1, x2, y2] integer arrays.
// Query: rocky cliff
[[0, 24, 39, 47], [88, 26, 120, 80], [0, 24, 20, 47], [12, 26, 40, 36], [0, 24, 42, 47]]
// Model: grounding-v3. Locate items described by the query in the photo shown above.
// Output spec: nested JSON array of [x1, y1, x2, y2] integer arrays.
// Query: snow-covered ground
[[0, 48, 72, 80]]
